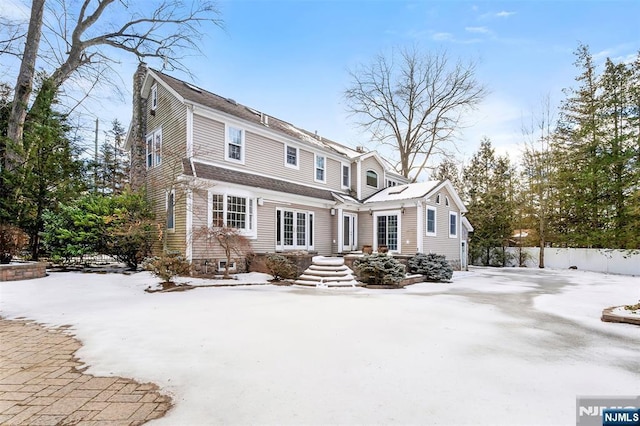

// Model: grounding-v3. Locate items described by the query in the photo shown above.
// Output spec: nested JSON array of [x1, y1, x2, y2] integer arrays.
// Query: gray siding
[[401, 207, 418, 254], [192, 113, 346, 193], [422, 186, 461, 262], [360, 157, 385, 199], [145, 78, 188, 255]]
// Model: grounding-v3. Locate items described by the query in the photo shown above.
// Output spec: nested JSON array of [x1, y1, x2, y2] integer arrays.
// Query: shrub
[[408, 253, 453, 282], [265, 254, 297, 281], [143, 251, 191, 284], [354, 253, 406, 286], [106, 220, 156, 270], [0, 224, 29, 264]]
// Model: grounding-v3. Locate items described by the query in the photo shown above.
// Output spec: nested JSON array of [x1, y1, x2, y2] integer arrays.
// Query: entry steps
[[294, 256, 360, 288]]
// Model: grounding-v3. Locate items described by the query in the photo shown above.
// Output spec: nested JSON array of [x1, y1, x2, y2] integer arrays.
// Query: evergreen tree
[[431, 158, 463, 194], [95, 119, 129, 194], [463, 138, 515, 265]]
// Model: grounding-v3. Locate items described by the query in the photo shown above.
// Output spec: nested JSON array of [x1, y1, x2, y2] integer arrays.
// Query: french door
[[342, 213, 357, 252]]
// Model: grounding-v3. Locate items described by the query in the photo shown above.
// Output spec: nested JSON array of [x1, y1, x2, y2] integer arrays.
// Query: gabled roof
[[363, 181, 441, 204], [363, 179, 468, 213]]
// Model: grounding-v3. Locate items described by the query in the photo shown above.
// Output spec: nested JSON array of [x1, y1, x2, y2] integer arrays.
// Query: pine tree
[[95, 119, 129, 194], [463, 138, 515, 265], [431, 158, 463, 194]]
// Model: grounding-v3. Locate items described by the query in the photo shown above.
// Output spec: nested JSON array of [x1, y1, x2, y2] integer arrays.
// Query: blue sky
[[1, 0, 639, 169]]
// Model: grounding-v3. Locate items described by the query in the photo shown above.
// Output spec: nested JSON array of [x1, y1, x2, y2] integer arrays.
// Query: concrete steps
[[294, 256, 360, 288]]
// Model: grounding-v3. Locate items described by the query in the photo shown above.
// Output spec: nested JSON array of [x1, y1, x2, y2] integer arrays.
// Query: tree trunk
[[7, 0, 46, 148]]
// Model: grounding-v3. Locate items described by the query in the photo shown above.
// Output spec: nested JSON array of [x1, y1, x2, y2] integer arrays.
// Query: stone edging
[[601, 306, 640, 326]]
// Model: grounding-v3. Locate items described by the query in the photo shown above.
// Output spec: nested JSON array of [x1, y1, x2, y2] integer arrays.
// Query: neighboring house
[[126, 64, 472, 272]]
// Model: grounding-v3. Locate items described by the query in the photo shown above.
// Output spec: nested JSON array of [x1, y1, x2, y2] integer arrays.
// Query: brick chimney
[[129, 62, 148, 191]]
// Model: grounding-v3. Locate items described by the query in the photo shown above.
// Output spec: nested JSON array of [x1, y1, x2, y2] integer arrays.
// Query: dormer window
[[151, 84, 158, 110], [366, 170, 378, 188]]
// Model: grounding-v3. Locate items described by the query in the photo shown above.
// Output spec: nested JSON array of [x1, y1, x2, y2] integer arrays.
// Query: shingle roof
[[183, 159, 339, 201], [363, 181, 441, 204], [152, 69, 356, 158]]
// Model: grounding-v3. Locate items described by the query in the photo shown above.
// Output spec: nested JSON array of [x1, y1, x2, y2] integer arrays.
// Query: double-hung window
[[315, 154, 326, 183], [209, 192, 256, 237], [342, 164, 350, 189], [151, 84, 158, 110], [285, 145, 298, 168], [426, 206, 436, 236], [449, 211, 458, 238], [166, 190, 175, 231], [226, 125, 244, 163], [146, 128, 162, 168]]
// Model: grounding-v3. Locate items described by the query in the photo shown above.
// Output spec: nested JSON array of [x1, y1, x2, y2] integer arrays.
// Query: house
[[126, 64, 472, 273]]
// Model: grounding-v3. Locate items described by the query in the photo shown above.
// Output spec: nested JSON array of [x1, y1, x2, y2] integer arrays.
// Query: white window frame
[[151, 83, 158, 110], [225, 125, 245, 164], [166, 189, 175, 231], [341, 163, 351, 189], [436, 193, 441, 204], [449, 211, 458, 238], [445, 196, 450, 207], [366, 170, 378, 188], [285, 144, 299, 169], [373, 210, 401, 253], [426, 206, 437, 236], [218, 260, 236, 273], [145, 128, 162, 169], [275, 208, 315, 251], [207, 191, 257, 238], [314, 154, 326, 183]]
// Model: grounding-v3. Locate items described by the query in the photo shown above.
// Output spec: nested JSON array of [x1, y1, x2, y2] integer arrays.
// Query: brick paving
[[0, 318, 172, 425]]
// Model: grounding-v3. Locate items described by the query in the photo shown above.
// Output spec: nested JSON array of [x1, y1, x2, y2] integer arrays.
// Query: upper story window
[[435, 193, 441, 204], [285, 145, 298, 168], [146, 128, 162, 168], [209, 192, 256, 237], [315, 154, 326, 183], [449, 211, 458, 238], [342, 164, 350, 189], [225, 125, 245, 163], [151, 84, 158, 110], [366, 170, 378, 188], [386, 180, 397, 187], [445, 196, 450, 207], [166, 190, 175, 231], [426, 206, 436, 236]]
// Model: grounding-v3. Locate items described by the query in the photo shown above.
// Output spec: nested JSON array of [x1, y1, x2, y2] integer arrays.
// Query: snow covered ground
[[0, 267, 638, 425]]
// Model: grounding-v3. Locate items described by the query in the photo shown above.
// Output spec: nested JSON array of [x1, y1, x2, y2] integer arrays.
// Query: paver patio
[[0, 318, 171, 425]]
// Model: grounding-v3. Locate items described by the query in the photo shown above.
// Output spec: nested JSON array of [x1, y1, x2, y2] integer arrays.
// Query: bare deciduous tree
[[345, 46, 487, 181], [6, 0, 223, 147]]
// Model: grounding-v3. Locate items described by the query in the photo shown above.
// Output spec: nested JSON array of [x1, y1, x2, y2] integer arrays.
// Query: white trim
[[342, 211, 358, 252], [314, 153, 326, 183], [224, 124, 245, 165], [186, 105, 193, 157], [218, 260, 237, 272], [185, 189, 193, 261], [341, 163, 351, 189], [366, 169, 379, 188], [284, 144, 299, 169], [150, 83, 158, 110], [416, 201, 423, 253], [426, 206, 437, 236], [449, 211, 458, 239], [356, 160, 362, 199], [372, 210, 402, 253], [165, 189, 175, 232], [275, 208, 315, 251], [207, 189, 257, 239]]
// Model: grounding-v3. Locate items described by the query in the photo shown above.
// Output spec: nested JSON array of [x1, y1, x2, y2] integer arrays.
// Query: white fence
[[505, 247, 640, 276]]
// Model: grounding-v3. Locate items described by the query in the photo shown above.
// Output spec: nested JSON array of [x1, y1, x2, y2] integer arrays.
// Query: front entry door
[[342, 214, 357, 252]]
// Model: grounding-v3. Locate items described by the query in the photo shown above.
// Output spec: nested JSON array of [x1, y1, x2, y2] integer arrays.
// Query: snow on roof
[[281, 123, 328, 149], [364, 181, 440, 203]]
